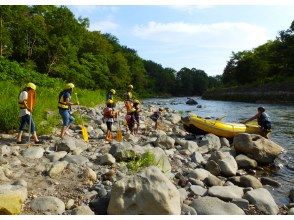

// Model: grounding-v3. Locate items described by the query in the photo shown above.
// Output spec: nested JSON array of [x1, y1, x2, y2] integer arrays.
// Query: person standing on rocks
[[103, 99, 117, 141], [16, 83, 42, 144], [243, 106, 272, 137], [124, 84, 134, 114], [106, 89, 116, 102], [150, 108, 164, 130], [133, 99, 141, 135], [58, 83, 79, 139]]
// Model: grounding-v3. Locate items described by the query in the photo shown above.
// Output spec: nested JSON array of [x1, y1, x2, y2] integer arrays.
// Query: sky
[[65, 5, 294, 76]]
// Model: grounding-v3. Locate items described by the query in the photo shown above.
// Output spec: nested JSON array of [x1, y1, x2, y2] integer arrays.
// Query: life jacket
[[258, 112, 271, 128], [124, 91, 132, 101], [125, 101, 133, 113], [103, 107, 112, 118], [58, 90, 70, 109]]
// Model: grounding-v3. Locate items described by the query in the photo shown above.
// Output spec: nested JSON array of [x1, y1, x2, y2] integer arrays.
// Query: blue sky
[[68, 5, 294, 76]]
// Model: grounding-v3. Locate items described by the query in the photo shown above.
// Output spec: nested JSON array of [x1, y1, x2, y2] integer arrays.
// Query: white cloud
[[89, 20, 119, 33], [133, 21, 269, 50]]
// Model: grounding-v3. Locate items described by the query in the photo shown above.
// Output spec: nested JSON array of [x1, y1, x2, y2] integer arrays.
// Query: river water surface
[[145, 97, 294, 205]]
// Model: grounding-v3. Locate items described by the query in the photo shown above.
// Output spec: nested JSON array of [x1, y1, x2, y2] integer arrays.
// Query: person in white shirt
[[16, 83, 42, 144]]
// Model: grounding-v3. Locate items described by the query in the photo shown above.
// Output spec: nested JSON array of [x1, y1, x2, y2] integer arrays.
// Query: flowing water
[[144, 97, 294, 205]]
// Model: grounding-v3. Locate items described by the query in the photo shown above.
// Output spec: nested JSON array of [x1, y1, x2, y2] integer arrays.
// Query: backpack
[[103, 107, 112, 118]]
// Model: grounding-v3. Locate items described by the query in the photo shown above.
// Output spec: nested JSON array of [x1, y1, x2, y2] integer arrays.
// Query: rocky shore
[[0, 102, 293, 215]]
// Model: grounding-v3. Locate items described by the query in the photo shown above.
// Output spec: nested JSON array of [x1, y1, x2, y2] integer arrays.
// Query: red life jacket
[[103, 107, 112, 118]]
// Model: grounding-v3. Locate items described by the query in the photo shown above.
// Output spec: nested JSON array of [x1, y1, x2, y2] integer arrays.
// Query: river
[[144, 97, 294, 205]]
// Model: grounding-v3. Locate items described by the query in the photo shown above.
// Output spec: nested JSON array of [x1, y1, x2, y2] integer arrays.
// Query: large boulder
[[190, 196, 245, 215], [197, 134, 221, 151], [148, 147, 171, 173], [233, 133, 283, 164], [240, 175, 263, 189], [155, 135, 175, 149], [30, 196, 65, 215], [107, 166, 181, 214], [244, 188, 279, 214], [0, 194, 22, 214], [0, 184, 27, 203], [207, 186, 244, 201], [235, 154, 257, 168], [186, 98, 198, 105], [21, 147, 44, 159]]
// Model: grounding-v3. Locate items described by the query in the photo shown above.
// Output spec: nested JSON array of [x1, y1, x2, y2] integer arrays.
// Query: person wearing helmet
[[150, 108, 164, 130], [103, 99, 118, 141], [58, 83, 79, 138], [125, 108, 136, 135], [16, 83, 42, 144], [106, 89, 116, 101], [243, 106, 272, 137], [124, 84, 134, 114], [133, 99, 142, 135]]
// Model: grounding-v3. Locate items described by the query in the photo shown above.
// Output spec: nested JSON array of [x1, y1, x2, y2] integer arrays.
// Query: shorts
[[150, 114, 159, 122], [19, 114, 36, 132], [106, 121, 113, 131], [59, 109, 74, 126]]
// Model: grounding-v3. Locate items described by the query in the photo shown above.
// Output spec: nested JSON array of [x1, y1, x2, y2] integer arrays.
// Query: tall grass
[[0, 81, 105, 135]]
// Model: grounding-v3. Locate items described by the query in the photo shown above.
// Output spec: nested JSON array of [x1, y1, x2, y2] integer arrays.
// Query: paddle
[[27, 89, 36, 145], [116, 119, 123, 142], [74, 93, 89, 142]]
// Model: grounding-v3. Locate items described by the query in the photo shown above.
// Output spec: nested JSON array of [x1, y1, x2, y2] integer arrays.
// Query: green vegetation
[[126, 151, 156, 172], [204, 20, 294, 102]]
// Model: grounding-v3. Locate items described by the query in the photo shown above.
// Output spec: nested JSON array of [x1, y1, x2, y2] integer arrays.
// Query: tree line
[[0, 5, 220, 97], [221, 20, 294, 87]]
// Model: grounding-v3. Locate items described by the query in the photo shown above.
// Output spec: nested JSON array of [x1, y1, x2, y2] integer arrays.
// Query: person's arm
[[243, 113, 259, 123]]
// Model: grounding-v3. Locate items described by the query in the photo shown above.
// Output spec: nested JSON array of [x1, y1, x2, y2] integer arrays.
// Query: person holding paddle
[[58, 83, 79, 139], [16, 83, 42, 144]]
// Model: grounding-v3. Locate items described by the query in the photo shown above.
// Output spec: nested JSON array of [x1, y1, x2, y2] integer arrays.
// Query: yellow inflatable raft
[[182, 114, 267, 138]]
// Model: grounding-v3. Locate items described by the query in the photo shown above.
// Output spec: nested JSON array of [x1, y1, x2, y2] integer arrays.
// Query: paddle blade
[[116, 129, 123, 142], [81, 126, 89, 142]]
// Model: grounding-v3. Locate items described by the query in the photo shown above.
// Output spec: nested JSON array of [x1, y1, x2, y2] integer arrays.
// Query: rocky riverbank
[[0, 102, 293, 215]]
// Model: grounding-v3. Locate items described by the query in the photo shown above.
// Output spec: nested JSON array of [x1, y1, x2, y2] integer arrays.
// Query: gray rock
[[183, 141, 198, 153], [66, 199, 75, 210], [0, 145, 11, 156], [207, 185, 244, 201], [170, 114, 181, 124], [231, 198, 249, 209], [189, 178, 205, 187], [49, 161, 68, 178], [209, 151, 226, 162], [197, 133, 221, 151], [178, 188, 188, 204], [205, 160, 221, 176], [188, 168, 211, 181], [46, 151, 67, 162], [109, 142, 136, 161], [71, 205, 94, 215], [55, 137, 76, 152], [288, 207, 294, 215], [107, 166, 181, 214], [233, 133, 283, 164], [62, 155, 89, 165], [191, 151, 204, 164], [220, 137, 230, 147], [98, 153, 116, 165], [0, 183, 28, 202], [190, 185, 207, 196], [203, 175, 224, 187], [181, 204, 197, 215], [190, 196, 245, 215], [240, 175, 263, 189], [155, 135, 175, 149], [21, 147, 44, 159], [260, 177, 281, 188], [12, 179, 27, 188], [218, 155, 238, 177], [235, 154, 257, 168], [30, 196, 65, 214], [0, 168, 9, 182], [149, 147, 171, 173], [244, 188, 279, 215]]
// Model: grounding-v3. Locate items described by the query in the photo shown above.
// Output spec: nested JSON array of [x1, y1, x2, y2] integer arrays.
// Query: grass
[[126, 151, 156, 172], [0, 81, 105, 135]]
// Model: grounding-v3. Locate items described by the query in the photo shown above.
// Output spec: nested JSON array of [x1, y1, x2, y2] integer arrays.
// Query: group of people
[[102, 85, 164, 141], [16, 82, 165, 144]]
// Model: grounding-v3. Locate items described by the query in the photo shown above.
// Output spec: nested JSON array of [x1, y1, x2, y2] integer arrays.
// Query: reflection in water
[[144, 97, 294, 205]]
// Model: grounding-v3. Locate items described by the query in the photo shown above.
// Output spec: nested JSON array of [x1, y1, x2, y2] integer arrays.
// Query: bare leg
[[17, 131, 23, 142], [32, 132, 39, 142], [155, 121, 158, 130], [60, 126, 68, 138]]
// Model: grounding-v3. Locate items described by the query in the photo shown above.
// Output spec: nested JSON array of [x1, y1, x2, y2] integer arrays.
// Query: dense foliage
[[0, 5, 218, 97], [222, 20, 294, 86]]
